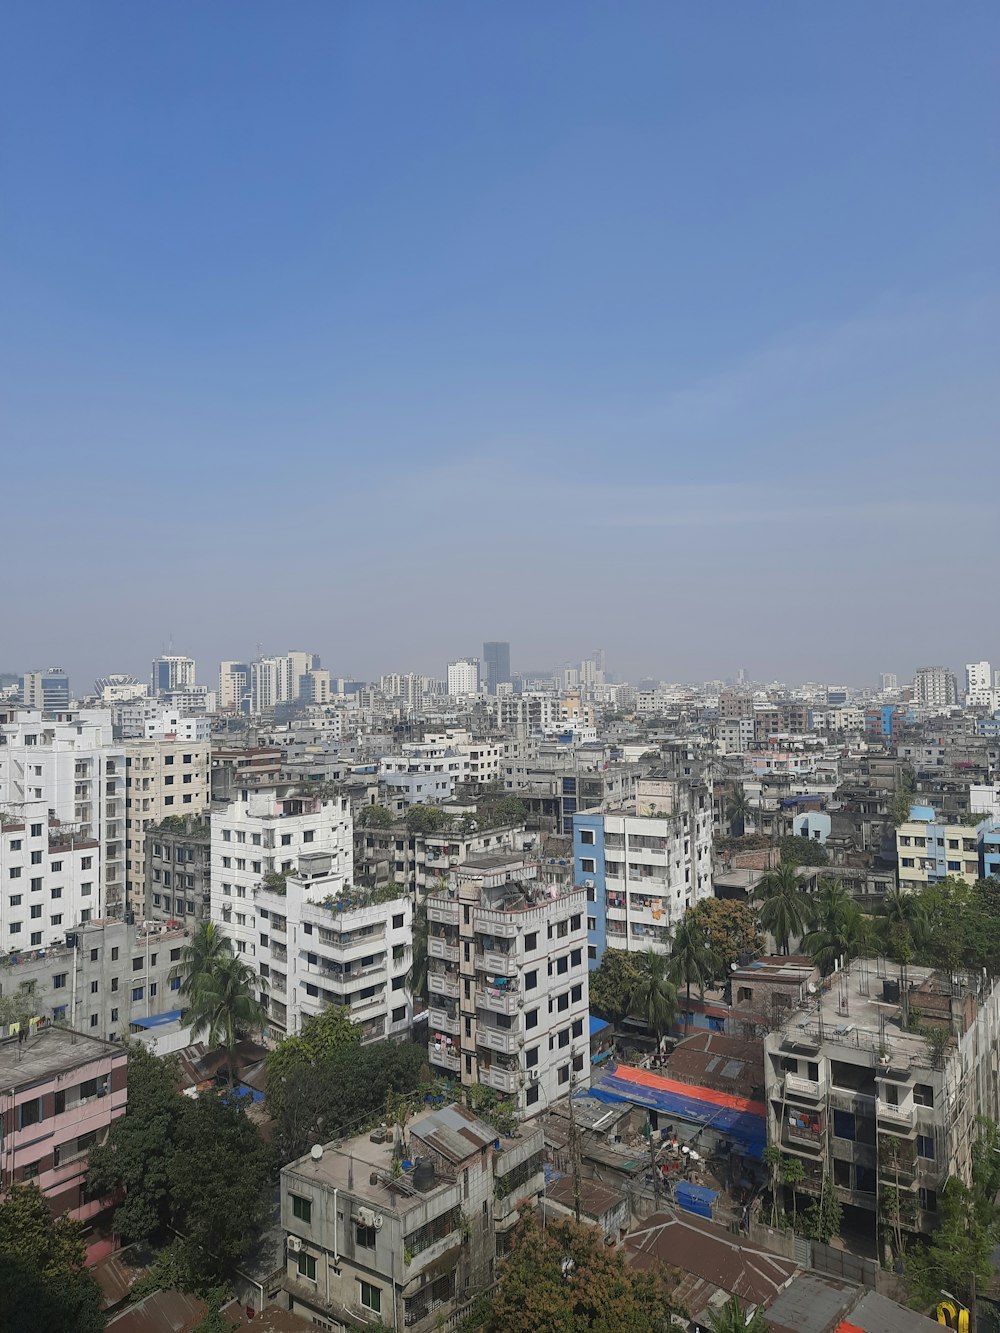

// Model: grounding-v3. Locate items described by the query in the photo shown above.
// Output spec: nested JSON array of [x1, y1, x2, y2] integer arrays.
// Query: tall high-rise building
[[218, 661, 250, 712], [482, 641, 511, 695], [448, 658, 481, 696], [966, 661, 993, 702], [152, 655, 196, 694], [19, 667, 70, 711], [913, 666, 958, 709], [880, 672, 898, 692]]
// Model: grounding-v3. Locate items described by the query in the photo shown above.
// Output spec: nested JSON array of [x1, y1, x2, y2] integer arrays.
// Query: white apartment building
[[245, 869, 412, 1042], [913, 666, 958, 710], [152, 655, 196, 694], [0, 800, 103, 950], [716, 717, 754, 754], [379, 740, 470, 795], [426, 853, 590, 1118], [143, 710, 211, 742], [218, 661, 251, 712], [966, 660, 993, 702], [125, 738, 210, 914], [95, 675, 148, 704], [0, 708, 126, 918], [497, 693, 561, 733], [446, 658, 480, 697], [210, 783, 354, 963]]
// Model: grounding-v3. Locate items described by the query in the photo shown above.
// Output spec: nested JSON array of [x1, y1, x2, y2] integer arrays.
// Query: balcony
[[476, 949, 517, 977], [476, 1026, 518, 1055], [428, 937, 460, 964], [427, 901, 458, 926], [480, 1065, 518, 1094], [876, 1101, 915, 1132], [784, 1072, 827, 1101], [474, 915, 518, 938], [476, 986, 519, 1016], [427, 1006, 461, 1035], [428, 969, 461, 999], [430, 1044, 461, 1073]]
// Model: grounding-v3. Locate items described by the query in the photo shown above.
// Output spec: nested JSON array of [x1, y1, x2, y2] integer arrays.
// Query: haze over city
[[3, 2, 998, 687]]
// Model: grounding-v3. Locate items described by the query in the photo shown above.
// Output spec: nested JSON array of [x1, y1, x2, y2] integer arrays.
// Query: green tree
[[778, 835, 828, 867], [168, 1092, 273, 1284], [756, 862, 813, 955], [879, 888, 928, 1028], [668, 916, 718, 1028], [589, 949, 642, 1024], [630, 950, 677, 1049], [407, 904, 429, 1005], [800, 879, 875, 974], [707, 1295, 767, 1332], [405, 805, 445, 835], [800, 1180, 843, 1244], [0, 1184, 104, 1333], [357, 804, 395, 829], [179, 920, 233, 1006], [88, 1043, 180, 1243], [726, 784, 752, 837], [186, 951, 268, 1087], [687, 898, 763, 974], [486, 1209, 680, 1333], [762, 1144, 782, 1226], [266, 1004, 361, 1119], [782, 1154, 805, 1229]]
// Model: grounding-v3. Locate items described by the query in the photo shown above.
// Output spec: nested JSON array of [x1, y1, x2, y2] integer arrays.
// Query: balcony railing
[[428, 937, 460, 963], [476, 987, 520, 1016], [475, 949, 517, 976], [476, 1026, 518, 1055], [784, 1072, 826, 1100], [876, 1100, 915, 1130], [427, 1006, 461, 1035], [428, 969, 461, 999], [480, 1065, 518, 1094], [430, 1045, 461, 1073]]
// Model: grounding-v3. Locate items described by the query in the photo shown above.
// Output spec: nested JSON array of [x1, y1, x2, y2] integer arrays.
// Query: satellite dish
[[374, 1214, 384, 1230], [807, 983, 817, 994], [730, 963, 738, 972], [310, 1144, 324, 1161]]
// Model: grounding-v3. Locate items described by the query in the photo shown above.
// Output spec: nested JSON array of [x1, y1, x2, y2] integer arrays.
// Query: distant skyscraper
[[448, 658, 481, 696], [19, 667, 70, 711], [966, 661, 993, 701], [482, 642, 511, 695], [152, 655, 196, 694], [914, 666, 958, 709], [880, 673, 898, 692]]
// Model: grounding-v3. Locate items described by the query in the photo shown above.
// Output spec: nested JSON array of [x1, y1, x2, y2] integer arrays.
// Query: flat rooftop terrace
[[0, 1025, 122, 1091]]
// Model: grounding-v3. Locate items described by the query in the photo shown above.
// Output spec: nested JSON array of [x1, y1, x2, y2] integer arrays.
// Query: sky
[[2, 3, 998, 690]]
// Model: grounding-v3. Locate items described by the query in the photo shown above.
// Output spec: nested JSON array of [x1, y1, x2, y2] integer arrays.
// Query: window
[[8, 895, 21, 907], [524, 931, 537, 951], [303, 829, 314, 843], [571, 984, 582, 1003], [9, 868, 21, 879], [917, 1134, 935, 1161], [570, 914, 581, 931], [81, 856, 92, 870], [90, 980, 99, 994], [111, 1007, 119, 1022], [572, 1018, 583, 1038], [526, 1084, 539, 1106], [29, 905, 41, 919], [31, 823, 42, 837], [296, 1252, 317, 1281], [21, 1160, 39, 1181], [580, 829, 595, 845], [558, 1065, 570, 1085], [111, 977, 119, 992], [53, 973, 67, 989], [913, 1083, 934, 1108], [30, 932, 41, 946], [359, 1281, 381, 1313], [8, 922, 21, 935], [281, 833, 292, 846], [17, 1099, 43, 1129], [132, 986, 144, 1002], [30, 850, 41, 865], [524, 969, 538, 991], [30, 878, 42, 892], [525, 1008, 538, 1029], [291, 1194, 312, 1223], [392, 1005, 406, 1022], [392, 913, 404, 929], [50, 886, 62, 900], [919, 1186, 938, 1213], [356, 1223, 376, 1248]]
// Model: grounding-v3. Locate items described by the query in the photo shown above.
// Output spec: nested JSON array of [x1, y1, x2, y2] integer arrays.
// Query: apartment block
[[913, 667, 958, 710], [19, 668, 71, 711], [0, 918, 188, 1042], [0, 708, 126, 920], [125, 738, 210, 915], [574, 771, 714, 966], [0, 801, 103, 951], [896, 805, 984, 891], [425, 854, 590, 1118], [210, 783, 353, 964], [446, 659, 480, 697], [0, 1027, 127, 1241], [146, 816, 211, 924], [764, 962, 1000, 1239], [151, 655, 196, 694], [354, 818, 531, 899], [281, 1103, 544, 1331]]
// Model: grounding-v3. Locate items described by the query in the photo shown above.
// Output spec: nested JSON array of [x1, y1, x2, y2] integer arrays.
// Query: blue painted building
[[573, 811, 606, 967]]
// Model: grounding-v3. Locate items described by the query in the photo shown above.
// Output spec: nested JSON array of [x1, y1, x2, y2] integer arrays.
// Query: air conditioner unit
[[357, 1206, 376, 1228], [529, 1069, 540, 1082], [287, 1236, 303, 1253], [583, 879, 594, 889]]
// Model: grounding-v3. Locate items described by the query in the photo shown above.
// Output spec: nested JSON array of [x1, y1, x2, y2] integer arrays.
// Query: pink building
[[0, 1027, 127, 1256]]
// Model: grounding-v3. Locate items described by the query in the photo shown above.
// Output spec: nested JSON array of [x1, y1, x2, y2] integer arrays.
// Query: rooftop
[[284, 1103, 499, 1213], [0, 1025, 123, 1092], [764, 1272, 940, 1333]]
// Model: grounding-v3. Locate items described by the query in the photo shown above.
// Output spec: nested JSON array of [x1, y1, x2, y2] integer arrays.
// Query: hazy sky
[[3, 3, 998, 690]]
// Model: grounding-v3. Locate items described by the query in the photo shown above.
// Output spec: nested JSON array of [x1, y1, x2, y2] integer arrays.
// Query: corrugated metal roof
[[411, 1102, 494, 1163]]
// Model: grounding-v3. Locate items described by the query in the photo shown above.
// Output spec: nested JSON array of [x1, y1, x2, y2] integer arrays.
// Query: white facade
[[0, 708, 126, 918], [966, 660, 994, 705], [218, 661, 250, 712], [598, 777, 714, 956], [447, 658, 480, 696], [152, 656, 196, 693], [143, 710, 211, 742], [0, 800, 104, 950], [716, 717, 754, 754], [95, 675, 148, 704], [426, 855, 590, 1118], [913, 666, 958, 709]]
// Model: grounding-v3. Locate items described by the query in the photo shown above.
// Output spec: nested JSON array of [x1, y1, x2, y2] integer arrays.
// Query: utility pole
[[648, 1120, 661, 1208], [567, 1082, 582, 1223]]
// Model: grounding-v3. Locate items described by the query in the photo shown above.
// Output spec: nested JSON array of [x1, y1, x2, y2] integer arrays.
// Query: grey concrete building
[[145, 816, 211, 924]]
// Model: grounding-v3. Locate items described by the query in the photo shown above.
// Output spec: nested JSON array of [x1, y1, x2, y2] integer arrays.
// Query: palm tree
[[878, 887, 928, 1029], [726, 784, 752, 837], [707, 1296, 767, 1332], [630, 950, 677, 1051], [669, 917, 718, 1029], [801, 878, 875, 974], [179, 920, 233, 1005], [756, 862, 813, 955], [187, 952, 269, 1087]]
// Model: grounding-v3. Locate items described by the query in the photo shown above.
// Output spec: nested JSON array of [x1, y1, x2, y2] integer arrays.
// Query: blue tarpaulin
[[589, 1016, 610, 1038], [130, 1009, 183, 1029], [675, 1181, 717, 1219]]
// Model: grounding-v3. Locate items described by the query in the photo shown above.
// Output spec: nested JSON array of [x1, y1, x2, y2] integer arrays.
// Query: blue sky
[[2, 3, 998, 688]]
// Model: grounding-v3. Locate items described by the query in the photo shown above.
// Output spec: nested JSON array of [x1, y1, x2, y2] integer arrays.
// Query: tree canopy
[[589, 949, 643, 1024], [778, 835, 828, 867], [0, 1184, 104, 1333], [686, 898, 763, 974], [481, 1209, 681, 1333], [265, 1004, 360, 1119], [756, 863, 813, 955]]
